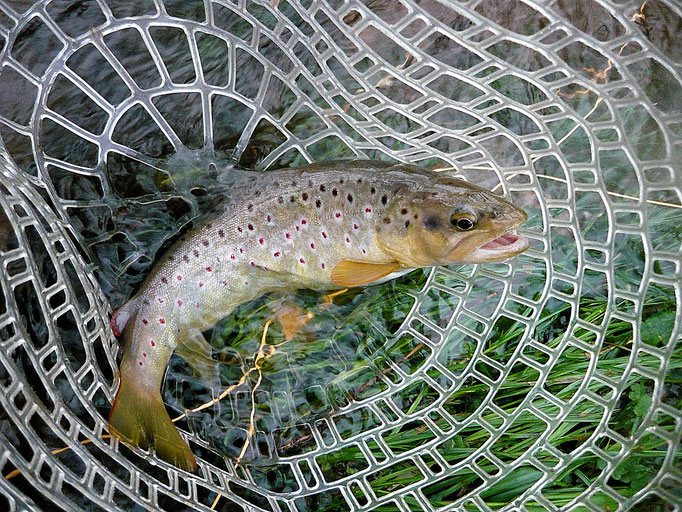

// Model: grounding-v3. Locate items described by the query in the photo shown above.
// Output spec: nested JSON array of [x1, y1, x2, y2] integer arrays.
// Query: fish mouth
[[469, 232, 529, 261]]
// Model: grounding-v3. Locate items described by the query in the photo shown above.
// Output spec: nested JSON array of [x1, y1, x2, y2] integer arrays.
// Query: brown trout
[[108, 160, 528, 471]]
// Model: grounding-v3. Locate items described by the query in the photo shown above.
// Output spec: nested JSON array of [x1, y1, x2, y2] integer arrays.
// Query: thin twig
[[357, 342, 425, 394], [4, 435, 112, 480]]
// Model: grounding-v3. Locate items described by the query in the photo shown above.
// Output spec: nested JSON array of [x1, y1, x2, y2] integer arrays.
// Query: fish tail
[[108, 366, 197, 472]]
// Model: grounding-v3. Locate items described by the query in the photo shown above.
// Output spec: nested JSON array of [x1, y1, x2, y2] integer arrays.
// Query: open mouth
[[471, 232, 529, 261]]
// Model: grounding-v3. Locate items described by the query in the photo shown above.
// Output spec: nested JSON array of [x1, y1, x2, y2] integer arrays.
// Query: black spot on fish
[[370, 187, 376, 194], [347, 194, 353, 203], [339, 179, 344, 184], [383, 217, 391, 224], [320, 185, 326, 192], [183, 255, 190, 262], [278, 196, 284, 204], [424, 216, 442, 230], [357, 178, 363, 183], [404, 220, 410, 228], [202, 240, 209, 246], [194, 249, 200, 257], [332, 189, 338, 196], [381, 194, 388, 205], [400, 208, 408, 215], [302, 193, 308, 201], [247, 224, 254, 230], [290, 196, 295, 203], [316, 199, 321, 208], [248, 204, 253, 211]]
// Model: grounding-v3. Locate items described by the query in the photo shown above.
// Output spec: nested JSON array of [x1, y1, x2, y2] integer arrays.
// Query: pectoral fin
[[331, 260, 401, 287]]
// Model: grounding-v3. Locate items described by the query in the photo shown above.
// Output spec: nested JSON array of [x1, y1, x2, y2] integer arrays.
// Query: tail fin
[[109, 372, 197, 472]]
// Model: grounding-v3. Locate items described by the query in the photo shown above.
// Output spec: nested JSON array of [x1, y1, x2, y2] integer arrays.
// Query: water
[[1, 1, 681, 511]]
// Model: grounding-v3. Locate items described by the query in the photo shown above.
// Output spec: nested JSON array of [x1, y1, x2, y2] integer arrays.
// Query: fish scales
[[108, 160, 529, 471]]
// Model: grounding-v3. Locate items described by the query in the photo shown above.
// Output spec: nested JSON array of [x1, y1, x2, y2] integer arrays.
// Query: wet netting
[[0, 0, 681, 510]]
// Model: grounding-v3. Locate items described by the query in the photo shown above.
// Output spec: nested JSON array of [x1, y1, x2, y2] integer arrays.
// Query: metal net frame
[[0, 0, 680, 511]]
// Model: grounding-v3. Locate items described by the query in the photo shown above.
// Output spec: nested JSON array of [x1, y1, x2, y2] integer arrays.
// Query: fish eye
[[450, 209, 477, 231]]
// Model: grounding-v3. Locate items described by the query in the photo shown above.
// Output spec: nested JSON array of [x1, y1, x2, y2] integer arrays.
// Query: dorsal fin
[[331, 260, 401, 287], [110, 297, 140, 337]]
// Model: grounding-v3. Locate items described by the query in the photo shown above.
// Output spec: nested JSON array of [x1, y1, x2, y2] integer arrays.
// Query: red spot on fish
[[301, 219, 307, 225], [285, 233, 291, 239], [177, 300, 182, 307], [196, 302, 200, 308], [310, 243, 315, 249], [231, 253, 236, 259], [244, 281, 248, 285], [158, 298, 163, 303], [274, 252, 280, 257], [142, 319, 148, 325], [365, 208, 372, 213], [218, 229, 225, 237], [259, 238, 264, 244], [295, 225, 300, 231], [321, 263, 326, 269], [353, 224, 358, 230], [300, 258, 305, 264], [335, 212, 341, 218], [248, 224, 254, 230], [177, 275, 182, 281], [139, 361, 143, 366], [250, 261, 255, 266], [322, 231, 327, 238], [159, 318, 165, 324], [206, 266, 212, 272], [239, 248, 244, 253], [237, 226, 243, 233], [267, 215, 271, 222], [143, 353, 146, 357], [199, 282, 203, 287], [151, 340, 155, 346], [222, 280, 228, 286], [346, 237, 350, 243]]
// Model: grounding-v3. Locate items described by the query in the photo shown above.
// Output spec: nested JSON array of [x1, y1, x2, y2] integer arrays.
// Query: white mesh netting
[[0, 0, 680, 511]]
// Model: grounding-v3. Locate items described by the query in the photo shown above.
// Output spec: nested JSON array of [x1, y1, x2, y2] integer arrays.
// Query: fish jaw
[[467, 232, 529, 262], [445, 211, 529, 264]]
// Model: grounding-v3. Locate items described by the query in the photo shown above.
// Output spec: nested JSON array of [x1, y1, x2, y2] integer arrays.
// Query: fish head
[[376, 175, 529, 267]]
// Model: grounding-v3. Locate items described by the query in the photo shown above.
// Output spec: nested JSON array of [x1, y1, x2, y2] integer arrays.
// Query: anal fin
[[331, 260, 401, 287], [176, 330, 222, 390]]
